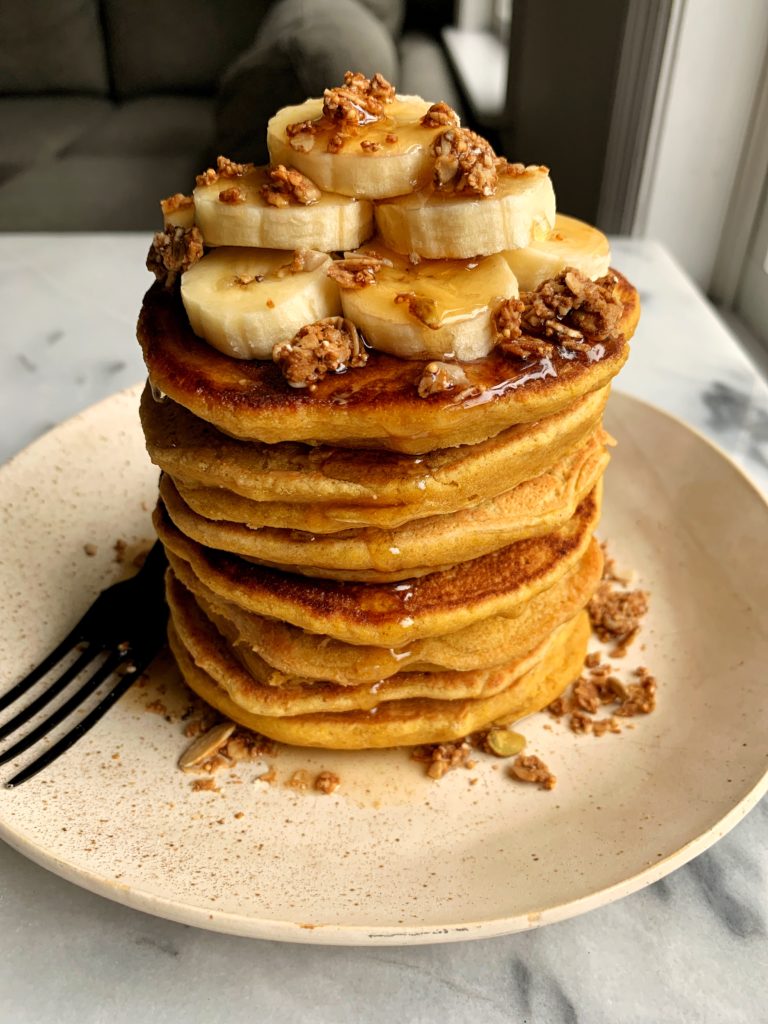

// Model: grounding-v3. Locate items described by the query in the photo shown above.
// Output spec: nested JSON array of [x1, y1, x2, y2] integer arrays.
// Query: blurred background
[[0, 0, 766, 360]]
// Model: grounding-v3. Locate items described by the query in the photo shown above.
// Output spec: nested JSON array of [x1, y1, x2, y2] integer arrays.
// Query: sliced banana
[[336, 242, 518, 360], [193, 165, 373, 251], [503, 213, 611, 290], [375, 165, 556, 259], [267, 96, 445, 199], [181, 247, 341, 360]]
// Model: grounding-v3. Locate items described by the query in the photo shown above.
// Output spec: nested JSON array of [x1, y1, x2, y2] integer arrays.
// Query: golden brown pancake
[[167, 538, 602, 684], [157, 431, 608, 581], [138, 274, 638, 452], [167, 569, 575, 709], [153, 484, 601, 645], [168, 609, 591, 747], [141, 383, 609, 526]]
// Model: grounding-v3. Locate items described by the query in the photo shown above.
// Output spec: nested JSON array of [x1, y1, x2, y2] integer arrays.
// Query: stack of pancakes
[[137, 87, 639, 750]]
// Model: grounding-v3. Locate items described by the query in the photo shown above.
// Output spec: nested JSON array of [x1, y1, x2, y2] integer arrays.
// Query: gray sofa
[[0, 0, 462, 231]]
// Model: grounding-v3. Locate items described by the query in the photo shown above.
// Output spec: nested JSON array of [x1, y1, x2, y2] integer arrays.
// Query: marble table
[[0, 235, 766, 1023]]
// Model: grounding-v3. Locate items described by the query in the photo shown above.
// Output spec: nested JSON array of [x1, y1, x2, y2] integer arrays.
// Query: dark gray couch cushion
[[0, 155, 201, 230], [67, 97, 214, 161], [0, 0, 109, 94], [0, 97, 111, 164], [102, 0, 273, 98], [216, 0, 398, 163]]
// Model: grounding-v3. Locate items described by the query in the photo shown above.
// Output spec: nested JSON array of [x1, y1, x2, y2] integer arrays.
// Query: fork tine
[[0, 622, 89, 715], [0, 650, 123, 768], [3, 658, 151, 789], [0, 643, 105, 743]]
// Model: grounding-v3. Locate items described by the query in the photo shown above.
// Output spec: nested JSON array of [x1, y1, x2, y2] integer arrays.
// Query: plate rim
[[0, 384, 766, 945]]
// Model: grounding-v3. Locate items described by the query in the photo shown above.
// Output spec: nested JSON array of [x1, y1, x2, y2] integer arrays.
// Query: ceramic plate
[[0, 387, 767, 945]]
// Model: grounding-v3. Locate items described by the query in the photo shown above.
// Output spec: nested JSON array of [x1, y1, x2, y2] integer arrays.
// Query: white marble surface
[[0, 235, 767, 1023]]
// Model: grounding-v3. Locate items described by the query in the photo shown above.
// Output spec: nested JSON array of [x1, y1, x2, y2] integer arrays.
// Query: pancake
[[138, 274, 638, 452], [141, 383, 609, 527], [153, 484, 601, 646], [167, 538, 603, 684], [158, 430, 609, 581], [167, 569, 576, 710], [168, 608, 591, 748]]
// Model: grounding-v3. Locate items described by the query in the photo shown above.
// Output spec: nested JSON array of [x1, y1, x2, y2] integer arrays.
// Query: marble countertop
[[0, 235, 766, 1023]]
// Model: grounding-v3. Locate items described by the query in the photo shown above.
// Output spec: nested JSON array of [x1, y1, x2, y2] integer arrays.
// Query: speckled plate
[[0, 386, 767, 945]]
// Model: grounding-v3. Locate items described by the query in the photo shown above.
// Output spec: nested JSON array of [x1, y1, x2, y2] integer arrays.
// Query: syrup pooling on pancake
[[138, 71, 638, 749]]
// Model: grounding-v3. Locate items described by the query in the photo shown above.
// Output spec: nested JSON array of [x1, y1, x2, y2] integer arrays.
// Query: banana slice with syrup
[[181, 247, 340, 360]]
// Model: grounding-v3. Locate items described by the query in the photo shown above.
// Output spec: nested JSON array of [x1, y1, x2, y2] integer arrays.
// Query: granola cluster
[[549, 657, 657, 735], [588, 580, 649, 656], [146, 225, 204, 288], [273, 316, 368, 390], [493, 268, 623, 358], [432, 127, 498, 196], [260, 164, 321, 207], [287, 72, 396, 154], [327, 254, 390, 289], [510, 754, 556, 790], [196, 155, 254, 188], [420, 101, 459, 128], [411, 741, 476, 779], [160, 192, 194, 219]]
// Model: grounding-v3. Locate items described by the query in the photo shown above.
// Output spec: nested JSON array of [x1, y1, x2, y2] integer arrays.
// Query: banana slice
[[267, 96, 445, 199], [503, 213, 611, 290], [335, 242, 518, 360], [375, 165, 556, 259], [193, 165, 373, 251], [181, 247, 341, 360]]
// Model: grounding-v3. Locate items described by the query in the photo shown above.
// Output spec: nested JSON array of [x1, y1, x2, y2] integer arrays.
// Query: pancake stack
[[138, 74, 639, 749]]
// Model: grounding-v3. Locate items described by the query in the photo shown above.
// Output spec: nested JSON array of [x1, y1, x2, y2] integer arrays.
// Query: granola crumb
[[572, 676, 600, 713], [385, 133, 398, 144], [160, 192, 193, 216], [113, 538, 127, 563], [288, 769, 311, 790], [420, 101, 459, 128], [327, 254, 389, 289], [417, 360, 471, 398], [146, 225, 203, 288], [547, 695, 572, 718], [234, 811, 245, 820], [510, 755, 556, 790], [145, 700, 167, 715], [224, 730, 277, 762], [257, 766, 277, 784], [191, 778, 218, 792], [432, 126, 498, 195], [360, 140, 382, 152], [261, 164, 321, 207], [588, 580, 649, 651], [195, 155, 254, 188], [315, 771, 341, 794], [218, 186, 245, 204], [412, 741, 475, 780], [83, 543, 97, 557], [273, 316, 367, 390]]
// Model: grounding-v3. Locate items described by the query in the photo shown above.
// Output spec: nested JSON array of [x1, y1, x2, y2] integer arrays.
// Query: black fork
[[0, 541, 168, 788]]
